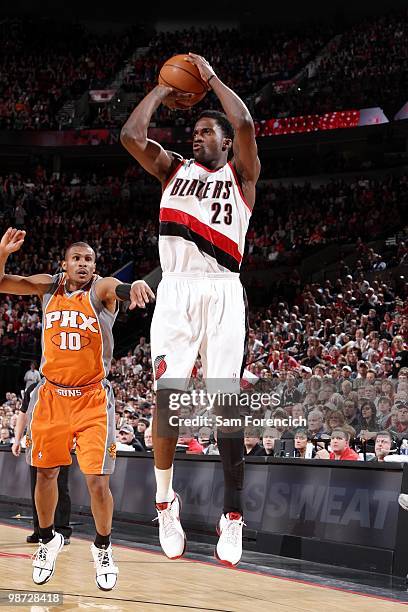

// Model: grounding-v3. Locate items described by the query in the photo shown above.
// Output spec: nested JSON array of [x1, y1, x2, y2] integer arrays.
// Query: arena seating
[[255, 8, 408, 121], [0, 165, 406, 457], [1, 11, 407, 131], [0, 18, 142, 130]]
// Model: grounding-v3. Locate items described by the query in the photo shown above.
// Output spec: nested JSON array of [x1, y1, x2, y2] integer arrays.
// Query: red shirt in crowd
[[187, 439, 204, 454], [330, 447, 359, 461]]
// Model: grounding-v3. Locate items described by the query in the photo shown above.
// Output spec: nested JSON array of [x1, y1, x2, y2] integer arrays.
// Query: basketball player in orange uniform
[[0, 227, 154, 589], [121, 53, 260, 566]]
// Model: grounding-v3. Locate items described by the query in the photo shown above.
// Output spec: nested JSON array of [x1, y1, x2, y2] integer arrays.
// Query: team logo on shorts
[[25, 435, 32, 448], [108, 443, 117, 459], [154, 355, 167, 380]]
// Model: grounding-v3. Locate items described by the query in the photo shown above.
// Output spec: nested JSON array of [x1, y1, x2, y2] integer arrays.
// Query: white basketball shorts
[[150, 272, 248, 391]]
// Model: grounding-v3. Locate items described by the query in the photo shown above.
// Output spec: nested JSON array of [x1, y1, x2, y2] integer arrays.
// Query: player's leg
[[85, 474, 118, 591], [74, 380, 118, 590], [85, 474, 113, 537], [54, 465, 72, 543], [35, 467, 60, 536], [26, 382, 70, 584], [204, 279, 248, 566], [27, 466, 40, 543], [31, 466, 65, 584], [150, 276, 204, 558]]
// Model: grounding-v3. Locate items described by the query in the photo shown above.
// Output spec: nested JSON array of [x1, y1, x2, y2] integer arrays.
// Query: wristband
[[207, 74, 216, 89], [115, 283, 131, 300]]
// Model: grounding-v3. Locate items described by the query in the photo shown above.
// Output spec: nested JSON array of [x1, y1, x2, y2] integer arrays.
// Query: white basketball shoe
[[155, 493, 186, 559], [215, 512, 244, 567], [32, 532, 64, 585], [398, 493, 408, 511], [90, 543, 119, 591]]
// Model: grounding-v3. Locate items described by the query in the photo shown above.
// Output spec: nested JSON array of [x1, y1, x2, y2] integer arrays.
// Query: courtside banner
[[0, 449, 405, 575]]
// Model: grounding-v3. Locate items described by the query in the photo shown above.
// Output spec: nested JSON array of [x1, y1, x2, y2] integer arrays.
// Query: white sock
[[154, 466, 174, 503]]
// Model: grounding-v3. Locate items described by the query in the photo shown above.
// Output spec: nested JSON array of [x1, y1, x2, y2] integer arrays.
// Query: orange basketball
[[158, 54, 207, 108]]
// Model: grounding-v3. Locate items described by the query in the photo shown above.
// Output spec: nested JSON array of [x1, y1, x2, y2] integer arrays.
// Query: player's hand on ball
[[158, 85, 195, 110], [185, 53, 216, 87], [0, 227, 26, 256], [12, 441, 21, 457], [129, 280, 155, 310]]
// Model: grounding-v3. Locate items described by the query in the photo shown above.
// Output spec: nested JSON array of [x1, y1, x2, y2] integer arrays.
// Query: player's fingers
[[143, 285, 155, 302], [146, 287, 155, 301], [134, 290, 145, 308], [11, 235, 25, 246], [141, 287, 151, 304]]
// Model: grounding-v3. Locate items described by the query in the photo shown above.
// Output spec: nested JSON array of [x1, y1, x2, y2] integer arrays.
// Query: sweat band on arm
[[115, 283, 131, 301], [207, 74, 216, 89]]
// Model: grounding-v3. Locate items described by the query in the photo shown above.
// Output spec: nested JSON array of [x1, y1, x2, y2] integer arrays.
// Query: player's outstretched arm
[[120, 86, 192, 182], [95, 277, 155, 311], [186, 53, 261, 196], [0, 228, 53, 297]]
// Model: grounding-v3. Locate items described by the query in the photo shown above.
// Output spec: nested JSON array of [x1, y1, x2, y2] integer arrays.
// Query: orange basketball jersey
[[41, 273, 117, 387]]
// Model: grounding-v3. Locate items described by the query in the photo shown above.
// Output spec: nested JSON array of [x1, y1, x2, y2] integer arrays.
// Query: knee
[[37, 467, 59, 482], [87, 477, 110, 500]]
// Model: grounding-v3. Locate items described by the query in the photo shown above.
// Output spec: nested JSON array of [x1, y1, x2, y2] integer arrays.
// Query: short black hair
[[64, 242, 95, 261], [196, 110, 234, 141]]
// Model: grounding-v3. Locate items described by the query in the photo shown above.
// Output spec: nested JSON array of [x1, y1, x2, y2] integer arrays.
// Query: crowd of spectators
[[107, 9, 408, 129], [0, 18, 142, 130], [246, 173, 408, 268], [118, 24, 332, 129], [2, 166, 407, 270], [0, 164, 406, 355], [256, 8, 408, 121], [1, 237, 406, 460], [1, 10, 407, 132]]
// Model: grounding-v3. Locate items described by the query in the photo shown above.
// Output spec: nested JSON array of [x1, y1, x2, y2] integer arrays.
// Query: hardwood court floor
[[0, 524, 406, 611]]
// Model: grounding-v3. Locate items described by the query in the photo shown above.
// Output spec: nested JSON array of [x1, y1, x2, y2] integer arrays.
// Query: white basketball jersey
[[159, 159, 252, 274]]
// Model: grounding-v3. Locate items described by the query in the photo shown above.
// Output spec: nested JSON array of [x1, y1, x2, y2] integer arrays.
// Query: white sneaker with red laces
[[215, 512, 244, 567], [155, 493, 186, 559]]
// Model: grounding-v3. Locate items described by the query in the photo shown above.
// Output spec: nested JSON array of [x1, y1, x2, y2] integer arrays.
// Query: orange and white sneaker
[[215, 512, 244, 567], [154, 493, 186, 559]]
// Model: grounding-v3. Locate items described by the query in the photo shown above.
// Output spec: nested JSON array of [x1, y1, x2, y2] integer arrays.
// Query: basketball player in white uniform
[[121, 52, 260, 566]]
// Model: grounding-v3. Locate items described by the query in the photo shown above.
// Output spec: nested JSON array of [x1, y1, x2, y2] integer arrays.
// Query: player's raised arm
[[186, 53, 261, 198], [120, 86, 193, 183], [0, 228, 52, 297], [94, 277, 155, 311]]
